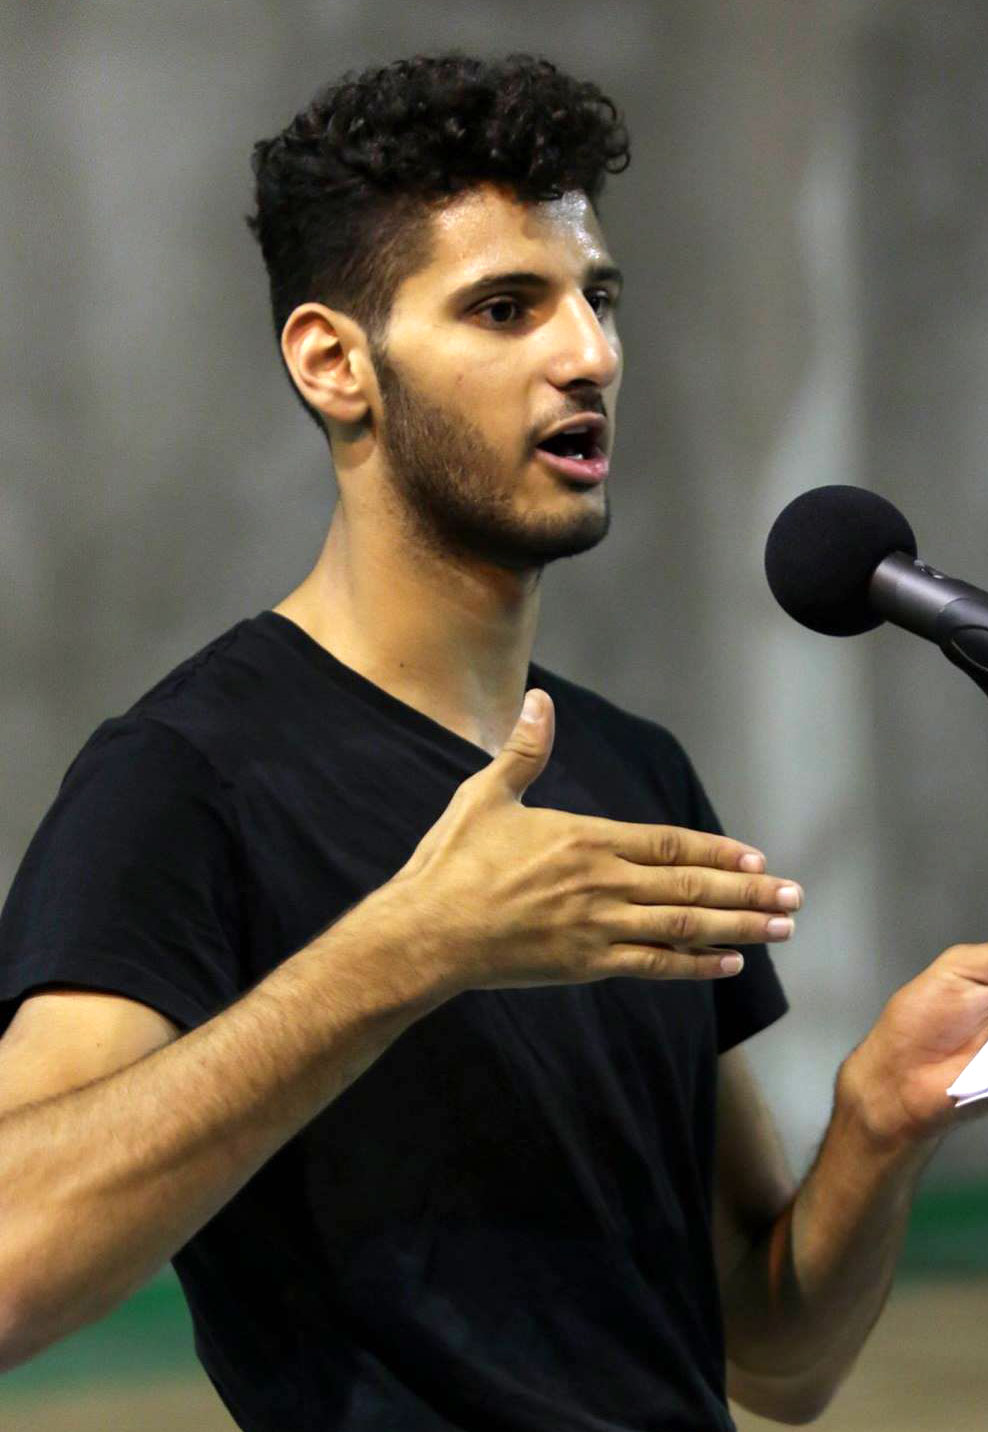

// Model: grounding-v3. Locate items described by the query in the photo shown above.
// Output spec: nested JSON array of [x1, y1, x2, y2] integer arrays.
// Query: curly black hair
[[244, 51, 631, 439]]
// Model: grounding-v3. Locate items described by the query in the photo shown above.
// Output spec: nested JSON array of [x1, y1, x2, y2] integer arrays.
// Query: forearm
[[723, 1052, 943, 1418], [0, 886, 445, 1370]]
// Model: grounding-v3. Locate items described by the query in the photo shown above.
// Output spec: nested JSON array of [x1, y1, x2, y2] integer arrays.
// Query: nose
[[547, 293, 621, 392]]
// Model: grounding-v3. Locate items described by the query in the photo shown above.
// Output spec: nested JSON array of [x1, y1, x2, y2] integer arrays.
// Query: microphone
[[764, 484, 988, 695]]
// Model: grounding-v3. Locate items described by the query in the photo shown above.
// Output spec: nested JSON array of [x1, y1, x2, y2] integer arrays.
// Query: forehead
[[412, 184, 613, 294]]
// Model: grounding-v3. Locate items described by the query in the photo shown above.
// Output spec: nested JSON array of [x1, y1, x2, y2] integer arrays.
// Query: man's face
[[364, 183, 623, 574]]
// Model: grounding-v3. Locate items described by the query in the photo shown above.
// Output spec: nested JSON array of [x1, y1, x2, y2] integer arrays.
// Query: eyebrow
[[450, 263, 624, 305]]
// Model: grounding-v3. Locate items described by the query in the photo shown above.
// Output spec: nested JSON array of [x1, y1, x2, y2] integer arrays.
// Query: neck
[[273, 504, 542, 758]]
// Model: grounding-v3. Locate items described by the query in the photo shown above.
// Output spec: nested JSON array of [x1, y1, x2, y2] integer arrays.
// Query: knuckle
[[676, 869, 701, 905], [556, 847, 610, 919], [937, 942, 988, 973], [594, 856, 628, 904], [656, 827, 681, 865], [743, 878, 763, 909], [608, 904, 640, 944], [560, 817, 595, 859], [644, 945, 670, 977], [579, 815, 608, 848], [666, 906, 696, 942]]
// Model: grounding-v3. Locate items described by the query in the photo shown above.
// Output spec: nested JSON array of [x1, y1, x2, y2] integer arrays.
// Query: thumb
[[489, 688, 555, 799]]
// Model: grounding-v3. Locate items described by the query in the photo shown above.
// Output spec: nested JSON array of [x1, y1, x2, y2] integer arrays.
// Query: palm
[[873, 949, 988, 1133]]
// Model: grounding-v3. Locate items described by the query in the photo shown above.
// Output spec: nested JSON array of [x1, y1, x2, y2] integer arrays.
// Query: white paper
[[946, 1040, 988, 1108]]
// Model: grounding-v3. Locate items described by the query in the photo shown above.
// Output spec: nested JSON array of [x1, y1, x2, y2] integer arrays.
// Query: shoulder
[[62, 712, 230, 806], [35, 715, 241, 893], [88, 615, 275, 787]]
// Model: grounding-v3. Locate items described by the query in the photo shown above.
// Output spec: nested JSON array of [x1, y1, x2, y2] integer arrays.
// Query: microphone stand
[[869, 551, 988, 700]]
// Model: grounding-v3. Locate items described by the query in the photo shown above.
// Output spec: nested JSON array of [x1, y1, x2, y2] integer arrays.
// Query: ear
[[280, 302, 374, 427]]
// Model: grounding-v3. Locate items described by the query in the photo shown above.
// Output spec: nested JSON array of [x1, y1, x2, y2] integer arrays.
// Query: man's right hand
[[383, 688, 803, 997]]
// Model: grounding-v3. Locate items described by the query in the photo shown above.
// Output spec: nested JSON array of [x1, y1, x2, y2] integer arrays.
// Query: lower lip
[[534, 447, 609, 484]]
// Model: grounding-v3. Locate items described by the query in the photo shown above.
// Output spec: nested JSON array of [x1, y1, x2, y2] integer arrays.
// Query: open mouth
[[534, 428, 609, 482], [536, 429, 601, 461]]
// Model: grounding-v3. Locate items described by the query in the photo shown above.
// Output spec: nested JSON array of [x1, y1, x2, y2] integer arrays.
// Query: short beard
[[368, 338, 610, 575]]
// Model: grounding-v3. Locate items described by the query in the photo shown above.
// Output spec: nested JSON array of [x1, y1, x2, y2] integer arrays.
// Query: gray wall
[[4, 0, 988, 1181]]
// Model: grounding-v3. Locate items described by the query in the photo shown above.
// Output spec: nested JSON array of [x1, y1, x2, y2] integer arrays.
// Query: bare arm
[[719, 937, 988, 1423], [0, 886, 442, 1371], [720, 1053, 941, 1423]]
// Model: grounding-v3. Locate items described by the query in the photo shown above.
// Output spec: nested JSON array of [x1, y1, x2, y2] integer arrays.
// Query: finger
[[617, 863, 803, 913], [607, 943, 747, 981], [615, 904, 796, 949], [590, 818, 765, 874]]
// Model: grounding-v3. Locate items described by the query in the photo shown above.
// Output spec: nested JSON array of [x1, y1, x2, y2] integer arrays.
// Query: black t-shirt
[[0, 611, 788, 1431]]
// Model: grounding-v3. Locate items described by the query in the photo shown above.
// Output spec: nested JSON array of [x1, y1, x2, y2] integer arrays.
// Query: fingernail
[[766, 917, 795, 939], [739, 852, 765, 873], [776, 885, 802, 910], [520, 691, 541, 723], [720, 954, 744, 974]]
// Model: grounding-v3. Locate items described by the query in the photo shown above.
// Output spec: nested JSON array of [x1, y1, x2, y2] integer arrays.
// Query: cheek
[[450, 364, 516, 427]]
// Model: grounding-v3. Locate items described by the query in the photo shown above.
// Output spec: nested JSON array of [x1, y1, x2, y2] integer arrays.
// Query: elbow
[[0, 1296, 46, 1375], [0, 1266, 70, 1374], [785, 1395, 836, 1426], [732, 1387, 834, 1427], [0, 1239, 54, 1372], [774, 1393, 833, 1426], [0, 1274, 119, 1375], [0, 1246, 84, 1374], [728, 1361, 840, 1426]]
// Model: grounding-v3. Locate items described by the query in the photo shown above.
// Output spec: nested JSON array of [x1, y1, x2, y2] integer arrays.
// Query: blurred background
[[3, 0, 988, 1427]]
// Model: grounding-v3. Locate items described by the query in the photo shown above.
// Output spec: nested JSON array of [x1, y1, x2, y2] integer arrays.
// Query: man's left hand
[[848, 942, 988, 1146]]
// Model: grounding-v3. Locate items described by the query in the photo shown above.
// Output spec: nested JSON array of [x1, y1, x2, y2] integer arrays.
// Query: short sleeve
[[0, 716, 246, 1039], [649, 728, 789, 1054]]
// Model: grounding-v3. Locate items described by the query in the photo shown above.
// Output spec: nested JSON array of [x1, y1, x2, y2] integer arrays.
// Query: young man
[[0, 51, 985, 1432]]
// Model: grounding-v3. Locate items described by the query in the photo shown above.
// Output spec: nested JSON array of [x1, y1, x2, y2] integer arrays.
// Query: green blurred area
[[895, 1181, 988, 1275], [2, 1183, 987, 1395]]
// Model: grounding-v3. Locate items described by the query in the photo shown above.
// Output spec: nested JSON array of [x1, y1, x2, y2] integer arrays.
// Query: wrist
[[837, 1045, 944, 1172], [333, 876, 460, 1014]]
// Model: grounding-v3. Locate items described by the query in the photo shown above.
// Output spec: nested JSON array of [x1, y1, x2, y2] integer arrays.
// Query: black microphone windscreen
[[764, 485, 918, 636]]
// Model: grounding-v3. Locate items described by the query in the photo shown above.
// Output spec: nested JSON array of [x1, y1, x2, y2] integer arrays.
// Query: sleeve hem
[[0, 953, 222, 1038], [716, 994, 789, 1055]]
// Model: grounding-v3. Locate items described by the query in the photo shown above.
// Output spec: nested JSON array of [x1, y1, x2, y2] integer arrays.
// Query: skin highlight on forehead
[[396, 184, 617, 322]]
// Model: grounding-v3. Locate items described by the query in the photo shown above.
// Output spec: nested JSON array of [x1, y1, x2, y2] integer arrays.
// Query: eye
[[474, 289, 620, 328], [475, 297, 527, 326], [587, 289, 618, 318]]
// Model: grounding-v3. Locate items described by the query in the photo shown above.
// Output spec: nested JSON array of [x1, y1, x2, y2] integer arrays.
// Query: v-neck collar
[[254, 609, 548, 769]]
